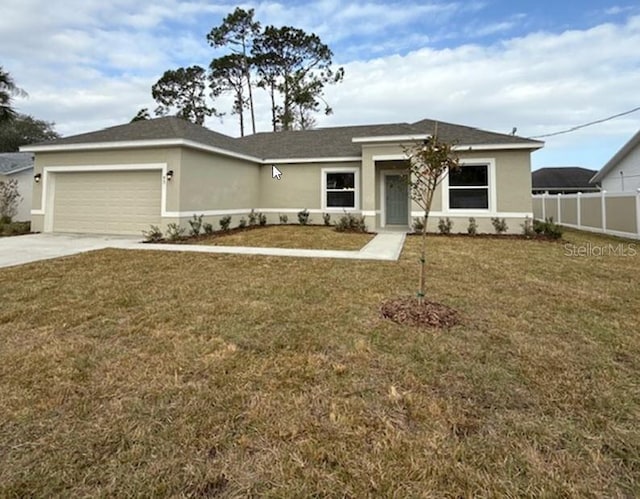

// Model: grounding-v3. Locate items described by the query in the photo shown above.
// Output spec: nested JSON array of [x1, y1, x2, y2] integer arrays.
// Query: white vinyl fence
[[532, 190, 640, 240]]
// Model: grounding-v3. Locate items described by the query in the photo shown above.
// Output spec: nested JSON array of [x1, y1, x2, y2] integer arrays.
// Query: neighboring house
[[532, 167, 599, 195], [21, 117, 543, 235], [591, 129, 640, 192], [0, 152, 34, 222]]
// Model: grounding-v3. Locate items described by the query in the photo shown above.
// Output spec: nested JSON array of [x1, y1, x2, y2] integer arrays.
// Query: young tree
[[0, 67, 26, 123], [405, 125, 460, 302], [151, 66, 219, 125], [0, 178, 21, 223], [207, 8, 260, 134], [252, 26, 344, 131], [0, 113, 59, 151], [209, 54, 248, 136]]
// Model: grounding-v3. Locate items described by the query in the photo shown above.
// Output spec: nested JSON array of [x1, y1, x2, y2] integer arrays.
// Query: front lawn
[[195, 224, 374, 250], [0, 229, 638, 497]]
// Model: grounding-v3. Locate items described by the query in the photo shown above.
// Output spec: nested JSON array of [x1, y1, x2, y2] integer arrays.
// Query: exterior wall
[[532, 191, 640, 239], [31, 147, 181, 233], [600, 143, 640, 192], [2, 169, 33, 222]]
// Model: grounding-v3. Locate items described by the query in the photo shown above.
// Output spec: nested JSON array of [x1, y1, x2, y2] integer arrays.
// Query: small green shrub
[[491, 217, 508, 234], [188, 214, 203, 236], [335, 212, 367, 233], [1, 221, 30, 236], [203, 223, 214, 235], [259, 212, 267, 226], [521, 216, 535, 238], [298, 209, 310, 225], [248, 209, 258, 226], [322, 213, 331, 226], [219, 216, 231, 231], [533, 217, 563, 239], [166, 223, 185, 241], [142, 225, 163, 242], [533, 219, 545, 234], [467, 217, 478, 236], [437, 217, 453, 235], [412, 217, 425, 232], [279, 214, 288, 224], [238, 217, 247, 229]]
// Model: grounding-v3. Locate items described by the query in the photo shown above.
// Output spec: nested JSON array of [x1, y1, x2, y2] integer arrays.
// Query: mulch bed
[[380, 296, 460, 329]]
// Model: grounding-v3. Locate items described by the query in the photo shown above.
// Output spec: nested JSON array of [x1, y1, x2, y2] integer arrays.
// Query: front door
[[385, 174, 408, 225]]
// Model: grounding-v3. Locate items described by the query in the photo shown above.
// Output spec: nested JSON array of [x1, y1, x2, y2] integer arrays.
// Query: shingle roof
[[27, 116, 543, 160], [532, 167, 599, 190], [0, 152, 34, 175]]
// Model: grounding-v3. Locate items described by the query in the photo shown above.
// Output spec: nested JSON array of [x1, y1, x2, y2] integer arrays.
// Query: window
[[448, 164, 489, 209], [324, 171, 357, 209]]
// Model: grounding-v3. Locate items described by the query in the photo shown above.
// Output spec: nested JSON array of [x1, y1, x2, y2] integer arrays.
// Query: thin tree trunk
[[270, 84, 277, 131], [418, 210, 428, 303], [247, 71, 256, 134]]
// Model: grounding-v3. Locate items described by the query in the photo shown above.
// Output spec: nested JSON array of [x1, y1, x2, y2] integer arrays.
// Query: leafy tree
[[209, 55, 248, 136], [0, 113, 59, 152], [252, 26, 344, 131], [0, 67, 26, 123], [0, 178, 21, 223], [151, 66, 219, 125], [131, 108, 151, 122], [405, 125, 460, 302], [207, 7, 260, 135]]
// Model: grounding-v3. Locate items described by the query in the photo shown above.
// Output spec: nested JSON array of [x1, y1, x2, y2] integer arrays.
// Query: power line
[[528, 106, 640, 139]]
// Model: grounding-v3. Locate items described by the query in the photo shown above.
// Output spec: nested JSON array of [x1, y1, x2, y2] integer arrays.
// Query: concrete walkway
[[0, 232, 406, 269]]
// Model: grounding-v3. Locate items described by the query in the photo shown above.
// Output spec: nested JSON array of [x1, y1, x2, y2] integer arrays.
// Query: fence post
[[542, 192, 547, 220], [577, 192, 582, 228], [557, 193, 562, 224], [601, 190, 607, 233], [636, 188, 640, 237]]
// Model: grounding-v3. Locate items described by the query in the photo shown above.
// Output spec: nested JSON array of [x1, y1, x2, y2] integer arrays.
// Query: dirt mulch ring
[[380, 296, 460, 329]]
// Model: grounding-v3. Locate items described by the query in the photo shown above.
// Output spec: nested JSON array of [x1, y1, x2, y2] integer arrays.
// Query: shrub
[[238, 217, 247, 229], [533, 217, 563, 239], [203, 223, 214, 235], [279, 214, 288, 224], [248, 209, 258, 226], [0, 178, 21, 223], [259, 212, 267, 226], [521, 216, 535, 238], [533, 219, 545, 234], [437, 217, 453, 235], [188, 214, 203, 236], [1, 221, 30, 236], [166, 223, 185, 241], [219, 216, 231, 231], [322, 213, 331, 226], [467, 217, 478, 236], [335, 212, 367, 233], [142, 225, 163, 243], [412, 217, 425, 232], [297, 209, 310, 225], [491, 217, 508, 234]]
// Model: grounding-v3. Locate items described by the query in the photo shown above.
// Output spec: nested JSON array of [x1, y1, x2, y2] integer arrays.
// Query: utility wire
[[528, 105, 640, 139]]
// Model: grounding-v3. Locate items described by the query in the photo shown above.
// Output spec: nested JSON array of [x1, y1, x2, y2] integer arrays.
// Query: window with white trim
[[448, 164, 489, 209], [325, 171, 357, 209]]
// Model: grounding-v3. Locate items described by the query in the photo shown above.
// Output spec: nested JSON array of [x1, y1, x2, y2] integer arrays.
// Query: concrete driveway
[[0, 233, 141, 269]]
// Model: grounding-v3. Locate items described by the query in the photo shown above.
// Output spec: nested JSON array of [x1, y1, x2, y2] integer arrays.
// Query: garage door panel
[[53, 170, 162, 235]]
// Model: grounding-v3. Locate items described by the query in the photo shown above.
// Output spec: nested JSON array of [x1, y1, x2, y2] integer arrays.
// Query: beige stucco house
[[21, 117, 543, 235]]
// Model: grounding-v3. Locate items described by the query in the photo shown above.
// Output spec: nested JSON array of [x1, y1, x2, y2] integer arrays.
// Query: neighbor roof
[[0, 152, 34, 175], [591, 129, 640, 183], [24, 116, 543, 160], [532, 167, 599, 190]]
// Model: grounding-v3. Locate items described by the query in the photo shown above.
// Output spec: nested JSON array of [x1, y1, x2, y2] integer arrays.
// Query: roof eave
[[591, 129, 640, 183]]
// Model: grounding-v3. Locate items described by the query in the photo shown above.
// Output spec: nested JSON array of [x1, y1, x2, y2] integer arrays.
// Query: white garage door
[[52, 170, 162, 235]]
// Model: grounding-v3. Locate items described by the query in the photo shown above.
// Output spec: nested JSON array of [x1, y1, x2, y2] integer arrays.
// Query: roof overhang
[[0, 165, 34, 175], [352, 134, 430, 143], [590, 129, 640, 183], [453, 142, 544, 151], [20, 138, 263, 164]]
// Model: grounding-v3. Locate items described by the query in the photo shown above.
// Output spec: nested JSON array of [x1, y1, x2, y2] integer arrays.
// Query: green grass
[[0, 228, 638, 497], [195, 224, 374, 250]]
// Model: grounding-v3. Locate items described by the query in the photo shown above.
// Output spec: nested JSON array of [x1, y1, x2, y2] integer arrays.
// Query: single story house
[[21, 117, 543, 235], [0, 152, 34, 222], [532, 167, 599, 195], [591, 129, 640, 192]]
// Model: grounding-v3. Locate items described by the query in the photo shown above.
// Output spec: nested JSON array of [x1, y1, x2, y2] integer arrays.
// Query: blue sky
[[2, 0, 640, 171]]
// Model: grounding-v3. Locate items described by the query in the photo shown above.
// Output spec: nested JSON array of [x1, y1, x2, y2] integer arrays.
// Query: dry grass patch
[[0, 228, 639, 497], [195, 224, 373, 250]]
